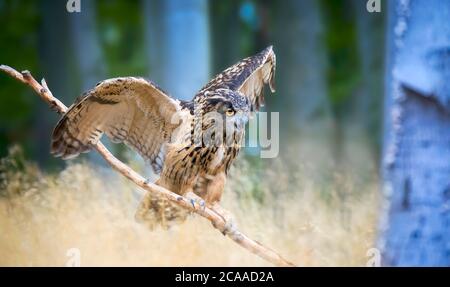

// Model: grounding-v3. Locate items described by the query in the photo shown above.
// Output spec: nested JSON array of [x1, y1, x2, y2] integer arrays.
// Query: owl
[[51, 46, 276, 229]]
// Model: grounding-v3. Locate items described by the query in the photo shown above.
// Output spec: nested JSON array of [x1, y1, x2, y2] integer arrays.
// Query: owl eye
[[225, 108, 235, 116]]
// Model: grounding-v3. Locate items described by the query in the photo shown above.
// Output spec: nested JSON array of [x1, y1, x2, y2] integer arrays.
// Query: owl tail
[[135, 180, 189, 230]]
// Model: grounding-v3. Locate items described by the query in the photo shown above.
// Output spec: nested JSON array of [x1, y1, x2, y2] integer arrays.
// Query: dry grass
[[0, 144, 379, 266]]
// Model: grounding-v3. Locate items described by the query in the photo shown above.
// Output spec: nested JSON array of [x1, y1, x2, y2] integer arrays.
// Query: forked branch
[[0, 65, 295, 267]]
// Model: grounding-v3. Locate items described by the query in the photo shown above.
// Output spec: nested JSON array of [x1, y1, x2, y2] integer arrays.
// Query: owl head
[[201, 88, 250, 123], [194, 89, 250, 147]]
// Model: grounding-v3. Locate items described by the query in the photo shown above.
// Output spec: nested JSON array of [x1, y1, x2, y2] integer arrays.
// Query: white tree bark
[[380, 0, 450, 266]]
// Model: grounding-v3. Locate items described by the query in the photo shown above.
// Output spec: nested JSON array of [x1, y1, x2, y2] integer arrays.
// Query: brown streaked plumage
[[51, 46, 276, 228]]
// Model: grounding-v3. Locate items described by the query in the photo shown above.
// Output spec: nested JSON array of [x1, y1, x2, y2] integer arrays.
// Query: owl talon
[[185, 192, 205, 211], [200, 200, 206, 211], [223, 220, 237, 235], [210, 203, 236, 235]]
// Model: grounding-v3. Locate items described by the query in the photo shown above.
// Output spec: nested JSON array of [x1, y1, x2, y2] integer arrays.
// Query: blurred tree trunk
[[139, 0, 210, 176], [270, 0, 332, 227], [351, 0, 384, 153], [36, 0, 76, 165], [210, 1, 241, 75], [273, 0, 331, 134], [380, 0, 450, 266], [143, 0, 210, 101], [37, 1, 108, 165], [272, 0, 333, 181], [67, 0, 108, 164], [68, 0, 106, 92]]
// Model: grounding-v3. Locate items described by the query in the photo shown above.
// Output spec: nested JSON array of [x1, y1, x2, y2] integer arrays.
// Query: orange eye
[[225, 108, 235, 116]]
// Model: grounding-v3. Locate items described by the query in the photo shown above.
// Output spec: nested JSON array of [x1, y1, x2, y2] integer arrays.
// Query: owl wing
[[199, 46, 276, 111], [51, 77, 183, 173]]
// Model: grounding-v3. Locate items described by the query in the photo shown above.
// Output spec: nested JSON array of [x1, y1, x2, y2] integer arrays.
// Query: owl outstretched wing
[[199, 46, 276, 111], [51, 77, 182, 173]]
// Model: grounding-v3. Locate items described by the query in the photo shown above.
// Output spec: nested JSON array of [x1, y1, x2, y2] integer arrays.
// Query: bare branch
[[0, 64, 296, 267]]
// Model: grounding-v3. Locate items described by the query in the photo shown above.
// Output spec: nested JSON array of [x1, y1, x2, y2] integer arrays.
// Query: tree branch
[[0, 65, 295, 267]]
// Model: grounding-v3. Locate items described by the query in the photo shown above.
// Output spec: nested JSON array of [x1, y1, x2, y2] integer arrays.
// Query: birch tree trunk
[[380, 0, 450, 266]]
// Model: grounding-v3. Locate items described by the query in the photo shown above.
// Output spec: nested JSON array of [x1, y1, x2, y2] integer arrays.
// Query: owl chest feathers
[[209, 145, 225, 169], [162, 110, 243, 188]]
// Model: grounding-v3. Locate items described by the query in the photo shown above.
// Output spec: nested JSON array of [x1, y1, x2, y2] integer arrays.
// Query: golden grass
[[0, 144, 379, 266]]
